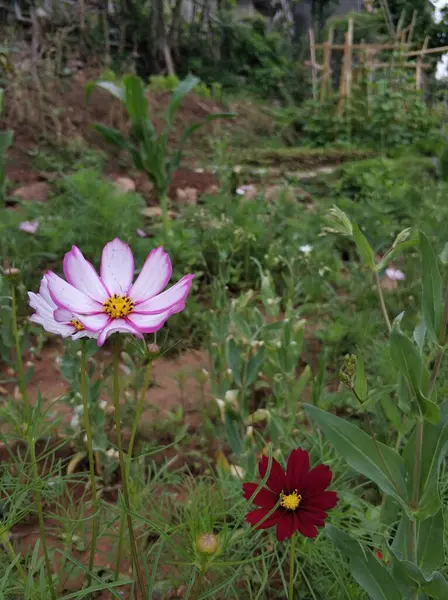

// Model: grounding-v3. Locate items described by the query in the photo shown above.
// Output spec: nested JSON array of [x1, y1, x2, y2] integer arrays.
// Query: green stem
[[160, 193, 170, 240], [80, 340, 99, 591], [289, 532, 296, 600], [11, 283, 29, 421], [1, 531, 27, 585], [191, 569, 205, 600], [29, 437, 56, 600], [112, 336, 145, 598], [409, 418, 423, 563], [374, 270, 392, 334], [115, 359, 153, 580]]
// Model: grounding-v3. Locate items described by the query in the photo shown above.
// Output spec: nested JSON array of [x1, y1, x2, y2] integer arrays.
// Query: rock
[[12, 182, 49, 203], [176, 187, 199, 205], [113, 177, 136, 193]]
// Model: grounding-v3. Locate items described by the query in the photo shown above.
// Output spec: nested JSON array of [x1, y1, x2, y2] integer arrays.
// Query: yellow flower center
[[103, 294, 135, 319], [70, 319, 84, 332], [280, 490, 302, 511]]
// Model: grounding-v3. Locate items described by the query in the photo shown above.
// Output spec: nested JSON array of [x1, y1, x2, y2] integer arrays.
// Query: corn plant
[[88, 73, 231, 238], [0, 89, 13, 204]]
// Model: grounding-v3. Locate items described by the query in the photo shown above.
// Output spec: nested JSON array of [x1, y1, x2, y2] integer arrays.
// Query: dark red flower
[[243, 448, 338, 542]]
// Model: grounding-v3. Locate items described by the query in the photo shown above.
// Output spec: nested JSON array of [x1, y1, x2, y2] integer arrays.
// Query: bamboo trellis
[[308, 17, 448, 114]]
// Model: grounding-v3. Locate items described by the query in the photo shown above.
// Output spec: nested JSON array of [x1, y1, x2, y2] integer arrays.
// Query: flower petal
[[100, 238, 134, 296], [30, 313, 75, 337], [276, 512, 296, 542], [127, 301, 186, 333], [39, 276, 56, 308], [53, 308, 73, 323], [296, 512, 319, 538], [97, 318, 143, 346], [246, 508, 281, 530], [286, 448, 310, 492], [63, 246, 109, 303], [129, 247, 172, 302], [308, 490, 339, 510], [76, 312, 110, 332], [135, 275, 194, 314], [46, 272, 102, 314], [242, 483, 278, 508], [300, 505, 328, 522], [258, 455, 286, 495], [304, 464, 333, 496]]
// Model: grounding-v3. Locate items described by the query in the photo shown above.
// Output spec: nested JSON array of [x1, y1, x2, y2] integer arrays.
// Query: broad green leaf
[[0, 130, 13, 154], [123, 74, 148, 126], [439, 241, 448, 265], [305, 404, 409, 507], [420, 231, 443, 344], [403, 401, 448, 518], [92, 124, 129, 150], [352, 223, 375, 270], [246, 348, 265, 387], [92, 80, 125, 102], [166, 75, 199, 127], [392, 510, 445, 574], [376, 228, 418, 271], [224, 406, 244, 455], [423, 572, 448, 598], [390, 313, 440, 424], [326, 526, 402, 600], [413, 319, 426, 355]]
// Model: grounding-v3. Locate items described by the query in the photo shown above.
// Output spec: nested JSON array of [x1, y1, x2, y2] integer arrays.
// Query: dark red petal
[[300, 505, 328, 521], [308, 490, 339, 510], [246, 507, 282, 530], [303, 464, 333, 495], [243, 483, 278, 508], [259, 455, 286, 495], [296, 512, 319, 538], [286, 448, 310, 491], [276, 512, 296, 542]]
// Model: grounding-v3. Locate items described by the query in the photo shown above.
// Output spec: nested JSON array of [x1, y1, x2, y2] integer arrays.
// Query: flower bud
[[196, 533, 219, 554]]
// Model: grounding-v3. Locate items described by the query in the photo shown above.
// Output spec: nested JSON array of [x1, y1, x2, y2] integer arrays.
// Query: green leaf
[[352, 223, 375, 270], [92, 124, 129, 150], [377, 228, 418, 271], [166, 75, 199, 126], [305, 404, 409, 507], [246, 348, 265, 387], [390, 313, 440, 424], [326, 206, 353, 236], [439, 241, 448, 265], [0, 130, 13, 154], [227, 339, 242, 387], [326, 526, 402, 600], [423, 572, 448, 598], [403, 401, 448, 518], [123, 74, 148, 126], [354, 351, 368, 402], [91, 80, 125, 102], [419, 231, 443, 344]]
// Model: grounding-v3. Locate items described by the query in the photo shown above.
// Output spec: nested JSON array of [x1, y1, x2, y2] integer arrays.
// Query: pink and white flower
[[43, 238, 194, 346], [28, 276, 94, 340], [19, 220, 40, 234], [385, 267, 405, 281]]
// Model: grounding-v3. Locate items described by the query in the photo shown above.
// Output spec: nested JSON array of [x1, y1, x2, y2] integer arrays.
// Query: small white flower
[[300, 244, 313, 255], [385, 267, 405, 281], [136, 228, 147, 238], [19, 220, 39, 234], [106, 447, 119, 459], [215, 398, 225, 422], [225, 390, 238, 404], [230, 464, 245, 479], [74, 405, 84, 415], [99, 400, 107, 410], [70, 414, 80, 430]]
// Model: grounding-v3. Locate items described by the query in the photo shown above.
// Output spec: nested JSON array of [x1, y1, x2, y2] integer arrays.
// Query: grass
[[1, 133, 448, 597]]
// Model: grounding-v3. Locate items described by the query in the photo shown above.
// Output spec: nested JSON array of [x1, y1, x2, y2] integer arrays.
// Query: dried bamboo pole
[[338, 18, 353, 116], [309, 29, 318, 101], [416, 36, 429, 90], [320, 26, 334, 104]]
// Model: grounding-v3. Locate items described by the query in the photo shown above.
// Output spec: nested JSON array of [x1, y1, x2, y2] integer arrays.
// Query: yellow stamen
[[70, 319, 84, 332], [280, 490, 302, 511], [103, 294, 135, 319]]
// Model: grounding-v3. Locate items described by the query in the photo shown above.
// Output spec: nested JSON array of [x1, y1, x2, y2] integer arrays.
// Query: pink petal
[[76, 312, 110, 332], [258, 455, 286, 495], [19, 220, 39, 234], [242, 483, 278, 508], [39, 276, 56, 307], [46, 272, 102, 314], [30, 313, 75, 337], [100, 238, 134, 296], [129, 247, 172, 303], [135, 275, 194, 314], [126, 311, 173, 334], [97, 318, 143, 346], [63, 246, 109, 303], [53, 308, 73, 323]]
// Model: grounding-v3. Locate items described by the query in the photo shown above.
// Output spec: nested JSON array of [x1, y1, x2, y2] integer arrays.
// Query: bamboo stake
[[320, 26, 334, 103], [309, 29, 318, 101], [407, 10, 417, 45], [416, 36, 429, 90], [338, 18, 353, 116]]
